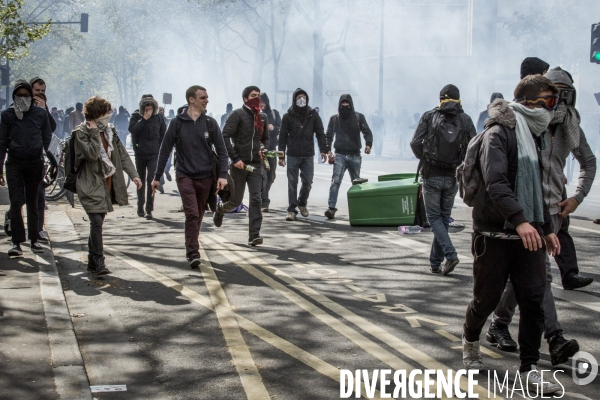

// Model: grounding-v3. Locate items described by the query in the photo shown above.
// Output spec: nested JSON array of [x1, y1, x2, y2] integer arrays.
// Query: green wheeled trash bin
[[347, 175, 421, 226]]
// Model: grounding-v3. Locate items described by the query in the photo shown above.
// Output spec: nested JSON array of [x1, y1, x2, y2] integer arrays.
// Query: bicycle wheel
[[46, 166, 67, 201]]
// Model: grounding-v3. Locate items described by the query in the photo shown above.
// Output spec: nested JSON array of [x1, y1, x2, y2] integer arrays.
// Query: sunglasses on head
[[514, 95, 559, 110]]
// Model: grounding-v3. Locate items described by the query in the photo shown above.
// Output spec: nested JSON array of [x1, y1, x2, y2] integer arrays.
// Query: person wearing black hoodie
[[0, 80, 52, 256], [324, 94, 372, 219], [129, 94, 166, 218], [278, 88, 327, 221], [476, 92, 504, 133], [259, 92, 282, 212], [410, 84, 476, 275]]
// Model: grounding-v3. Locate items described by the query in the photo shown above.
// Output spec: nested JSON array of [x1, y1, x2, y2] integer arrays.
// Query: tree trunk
[[252, 22, 267, 86], [312, 0, 324, 109]]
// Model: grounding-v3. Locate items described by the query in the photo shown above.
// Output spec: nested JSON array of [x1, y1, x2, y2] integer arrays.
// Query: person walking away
[[151, 86, 228, 267], [69, 102, 85, 132], [0, 80, 52, 256], [62, 107, 74, 138], [324, 94, 372, 220], [410, 84, 476, 275], [73, 96, 141, 275], [278, 88, 327, 221], [128, 94, 166, 219], [370, 110, 385, 157], [462, 75, 561, 394], [213, 86, 268, 246], [220, 103, 233, 129], [259, 92, 281, 212], [476, 93, 503, 133], [113, 106, 130, 145]]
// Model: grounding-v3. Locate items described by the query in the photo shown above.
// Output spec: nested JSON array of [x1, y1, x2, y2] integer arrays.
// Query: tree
[[0, 0, 50, 59]]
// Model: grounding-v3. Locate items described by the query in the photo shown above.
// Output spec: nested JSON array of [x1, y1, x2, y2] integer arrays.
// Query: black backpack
[[423, 111, 469, 170]]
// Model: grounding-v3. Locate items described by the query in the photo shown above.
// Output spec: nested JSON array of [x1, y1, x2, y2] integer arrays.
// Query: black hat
[[12, 79, 33, 100], [520, 57, 549, 79], [440, 84, 460, 100]]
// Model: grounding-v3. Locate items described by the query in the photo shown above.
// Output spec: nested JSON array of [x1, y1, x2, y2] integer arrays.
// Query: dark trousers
[[135, 155, 158, 213], [38, 178, 45, 232], [464, 233, 546, 371], [6, 160, 44, 244], [176, 175, 212, 259], [223, 164, 263, 236], [286, 156, 313, 213], [555, 215, 579, 283], [87, 213, 106, 259], [261, 156, 277, 207]]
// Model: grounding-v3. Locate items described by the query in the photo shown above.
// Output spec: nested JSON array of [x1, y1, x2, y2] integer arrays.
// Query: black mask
[[340, 106, 352, 119]]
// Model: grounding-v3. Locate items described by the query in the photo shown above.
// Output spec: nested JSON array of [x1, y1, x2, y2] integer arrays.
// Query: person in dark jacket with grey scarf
[[324, 94, 372, 220], [278, 88, 327, 221], [129, 94, 166, 218]]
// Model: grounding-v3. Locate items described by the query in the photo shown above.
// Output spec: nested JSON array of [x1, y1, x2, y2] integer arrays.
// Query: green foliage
[[0, 0, 50, 59]]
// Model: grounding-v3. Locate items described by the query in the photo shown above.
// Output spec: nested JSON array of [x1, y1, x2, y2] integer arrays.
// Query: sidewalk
[[0, 199, 92, 400]]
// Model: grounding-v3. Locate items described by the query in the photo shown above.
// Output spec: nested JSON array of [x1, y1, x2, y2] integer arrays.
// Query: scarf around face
[[95, 118, 117, 179], [244, 97, 264, 135], [506, 102, 552, 229], [13, 96, 32, 120], [550, 103, 580, 151]]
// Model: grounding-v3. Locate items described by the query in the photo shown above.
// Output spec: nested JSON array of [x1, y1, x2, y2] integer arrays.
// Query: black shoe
[[145, 212, 153, 220], [324, 208, 336, 219], [213, 203, 224, 228], [95, 257, 111, 276], [8, 243, 23, 257], [87, 254, 96, 273], [549, 332, 579, 366], [165, 172, 172, 182], [443, 258, 459, 275], [31, 242, 44, 253], [563, 275, 593, 290], [430, 266, 441, 274], [188, 257, 201, 269], [137, 209, 144, 217], [248, 235, 263, 246], [486, 323, 518, 351]]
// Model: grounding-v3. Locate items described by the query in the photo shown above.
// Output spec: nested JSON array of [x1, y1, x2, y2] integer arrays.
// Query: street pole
[[378, 0, 384, 114]]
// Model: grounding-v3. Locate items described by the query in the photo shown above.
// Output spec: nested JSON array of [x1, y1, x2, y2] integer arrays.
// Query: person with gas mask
[[0, 80, 52, 256], [214, 86, 269, 246], [278, 88, 327, 221], [324, 94, 372, 220]]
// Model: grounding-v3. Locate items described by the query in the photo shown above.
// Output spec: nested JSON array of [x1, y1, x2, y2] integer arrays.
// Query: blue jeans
[[286, 156, 314, 213], [327, 154, 361, 210], [422, 175, 458, 267]]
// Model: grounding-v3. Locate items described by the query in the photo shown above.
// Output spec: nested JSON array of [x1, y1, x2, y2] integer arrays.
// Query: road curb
[[38, 210, 92, 400]]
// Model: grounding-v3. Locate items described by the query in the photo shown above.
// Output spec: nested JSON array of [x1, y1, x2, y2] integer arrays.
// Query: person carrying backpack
[[410, 84, 476, 275]]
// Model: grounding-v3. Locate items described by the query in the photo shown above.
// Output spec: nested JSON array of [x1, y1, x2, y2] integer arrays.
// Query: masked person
[[462, 75, 562, 394], [129, 94, 166, 219], [214, 86, 268, 246], [278, 88, 327, 221], [259, 92, 282, 212], [0, 80, 52, 256], [410, 85, 476, 275], [324, 95, 372, 220]]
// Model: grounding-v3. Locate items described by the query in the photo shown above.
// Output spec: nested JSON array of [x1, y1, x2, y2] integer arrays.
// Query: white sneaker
[[286, 212, 296, 221], [298, 206, 309, 217], [526, 365, 561, 395], [38, 231, 49, 243], [463, 336, 483, 369]]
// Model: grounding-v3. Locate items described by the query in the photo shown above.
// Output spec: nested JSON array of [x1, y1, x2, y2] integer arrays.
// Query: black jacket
[[265, 109, 282, 151], [154, 111, 228, 181], [0, 105, 52, 169], [113, 112, 130, 135], [473, 100, 553, 236], [222, 106, 269, 164], [129, 97, 166, 157], [278, 88, 326, 157], [326, 94, 372, 155]]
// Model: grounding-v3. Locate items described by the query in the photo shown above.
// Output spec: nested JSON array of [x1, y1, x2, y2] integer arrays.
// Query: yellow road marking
[[434, 330, 461, 342], [451, 346, 503, 359], [346, 285, 364, 292], [405, 316, 449, 328], [104, 246, 381, 399]]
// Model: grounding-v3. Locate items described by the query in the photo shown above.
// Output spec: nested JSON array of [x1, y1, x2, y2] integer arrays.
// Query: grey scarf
[[550, 103, 580, 151], [13, 96, 32, 120], [96, 118, 116, 179], [506, 103, 552, 229]]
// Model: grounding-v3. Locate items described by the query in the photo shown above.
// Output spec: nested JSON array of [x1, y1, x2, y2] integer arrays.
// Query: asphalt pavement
[[1, 154, 599, 399]]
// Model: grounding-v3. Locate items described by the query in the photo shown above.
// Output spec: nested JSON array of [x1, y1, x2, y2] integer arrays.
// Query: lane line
[[204, 234, 496, 399], [569, 225, 600, 235], [103, 246, 381, 400]]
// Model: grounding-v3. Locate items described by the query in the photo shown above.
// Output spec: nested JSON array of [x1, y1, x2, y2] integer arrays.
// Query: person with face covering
[[278, 88, 327, 221], [323, 95, 372, 220], [73, 96, 142, 275], [214, 86, 269, 246], [476, 92, 504, 133], [462, 75, 562, 395], [0, 80, 52, 256]]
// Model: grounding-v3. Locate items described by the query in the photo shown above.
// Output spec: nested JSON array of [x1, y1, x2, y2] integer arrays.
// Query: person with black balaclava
[[221, 103, 233, 129], [278, 88, 327, 221], [259, 92, 282, 212], [324, 94, 372, 220], [476, 93, 504, 133], [411, 84, 476, 275]]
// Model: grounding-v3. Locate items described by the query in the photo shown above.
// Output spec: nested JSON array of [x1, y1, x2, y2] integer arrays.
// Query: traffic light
[[81, 13, 88, 33], [590, 23, 600, 63]]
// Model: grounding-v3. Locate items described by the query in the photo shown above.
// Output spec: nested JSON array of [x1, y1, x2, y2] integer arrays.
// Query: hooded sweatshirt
[[476, 92, 504, 133], [326, 94, 372, 155], [278, 88, 326, 157], [260, 92, 282, 151], [129, 95, 166, 156], [0, 83, 52, 171]]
